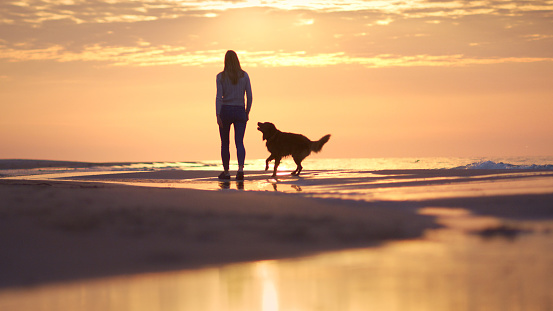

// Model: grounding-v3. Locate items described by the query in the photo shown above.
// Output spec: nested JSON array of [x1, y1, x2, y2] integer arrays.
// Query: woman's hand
[[217, 114, 222, 126]]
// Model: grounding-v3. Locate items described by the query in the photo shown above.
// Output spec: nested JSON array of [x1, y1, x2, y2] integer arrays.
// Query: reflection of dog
[[257, 122, 331, 177]]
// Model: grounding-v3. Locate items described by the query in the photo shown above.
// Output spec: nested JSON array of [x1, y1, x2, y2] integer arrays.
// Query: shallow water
[[6, 168, 553, 203]]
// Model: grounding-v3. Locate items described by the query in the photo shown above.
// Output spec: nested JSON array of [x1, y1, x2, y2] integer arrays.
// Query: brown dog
[[257, 122, 331, 177]]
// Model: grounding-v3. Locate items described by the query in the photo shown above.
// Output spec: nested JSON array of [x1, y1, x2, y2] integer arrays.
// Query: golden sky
[[1, 0, 552, 161]]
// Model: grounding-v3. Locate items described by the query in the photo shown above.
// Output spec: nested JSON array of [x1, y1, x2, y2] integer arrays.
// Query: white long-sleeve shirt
[[215, 71, 252, 116]]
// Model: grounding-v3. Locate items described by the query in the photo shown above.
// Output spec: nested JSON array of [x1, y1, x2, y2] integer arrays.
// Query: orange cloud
[[3, 0, 552, 26], [2, 44, 552, 68]]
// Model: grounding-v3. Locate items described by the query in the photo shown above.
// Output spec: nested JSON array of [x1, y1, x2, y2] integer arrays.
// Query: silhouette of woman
[[216, 50, 252, 180]]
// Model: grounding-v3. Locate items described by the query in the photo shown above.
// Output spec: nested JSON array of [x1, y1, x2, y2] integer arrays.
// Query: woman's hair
[[223, 50, 244, 85]]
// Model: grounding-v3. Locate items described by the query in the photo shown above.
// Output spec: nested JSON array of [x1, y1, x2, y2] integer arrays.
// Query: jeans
[[219, 105, 248, 171]]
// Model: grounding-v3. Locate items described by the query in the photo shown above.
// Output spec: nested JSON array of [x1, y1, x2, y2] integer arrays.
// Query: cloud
[[524, 33, 553, 41], [1, 43, 551, 68], [1, 0, 551, 69], [2, 0, 552, 26]]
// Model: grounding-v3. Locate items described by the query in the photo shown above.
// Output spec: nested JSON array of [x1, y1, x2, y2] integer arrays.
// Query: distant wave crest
[[106, 161, 219, 171], [457, 160, 553, 170]]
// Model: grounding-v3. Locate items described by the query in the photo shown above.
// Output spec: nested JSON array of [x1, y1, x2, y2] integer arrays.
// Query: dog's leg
[[292, 165, 302, 176], [292, 155, 304, 176], [272, 157, 281, 177], [265, 155, 275, 171], [291, 164, 300, 175]]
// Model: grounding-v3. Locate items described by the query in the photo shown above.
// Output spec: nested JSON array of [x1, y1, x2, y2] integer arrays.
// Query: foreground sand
[[0, 177, 437, 288]]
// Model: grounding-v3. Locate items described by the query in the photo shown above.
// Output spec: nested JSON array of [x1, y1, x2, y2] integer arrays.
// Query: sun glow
[[2, 0, 553, 161]]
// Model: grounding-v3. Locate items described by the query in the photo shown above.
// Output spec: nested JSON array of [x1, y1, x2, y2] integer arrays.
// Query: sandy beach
[[1, 160, 553, 310]]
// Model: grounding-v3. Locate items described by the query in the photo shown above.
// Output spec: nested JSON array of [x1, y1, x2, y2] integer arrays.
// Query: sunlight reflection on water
[[4, 168, 553, 202], [51, 170, 553, 202]]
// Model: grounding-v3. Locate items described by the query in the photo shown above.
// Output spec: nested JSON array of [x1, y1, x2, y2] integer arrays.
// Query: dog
[[257, 122, 331, 177]]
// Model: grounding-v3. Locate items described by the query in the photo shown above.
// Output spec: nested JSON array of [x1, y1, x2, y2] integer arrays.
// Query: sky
[[1, 0, 552, 162]]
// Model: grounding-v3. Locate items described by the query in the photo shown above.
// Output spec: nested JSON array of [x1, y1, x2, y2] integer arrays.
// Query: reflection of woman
[[216, 50, 252, 180]]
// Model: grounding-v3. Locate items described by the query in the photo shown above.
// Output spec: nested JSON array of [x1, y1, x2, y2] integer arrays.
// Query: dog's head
[[257, 122, 278, 141]]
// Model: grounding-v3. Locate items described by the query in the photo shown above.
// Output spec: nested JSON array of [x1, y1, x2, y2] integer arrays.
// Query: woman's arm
[[215, 73, 223, 123], [245, 72, 252, 117]]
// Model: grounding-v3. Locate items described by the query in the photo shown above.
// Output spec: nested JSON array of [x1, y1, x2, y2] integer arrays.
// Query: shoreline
[[0, 159, 140, 170], [2, 156, 553, 171]]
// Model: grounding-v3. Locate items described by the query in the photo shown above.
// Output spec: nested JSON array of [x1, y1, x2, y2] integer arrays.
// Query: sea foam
[[457, 160, 553, 170]]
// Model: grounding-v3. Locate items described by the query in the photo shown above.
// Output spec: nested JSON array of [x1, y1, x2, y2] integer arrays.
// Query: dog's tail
[[311, 134, 331, 153]]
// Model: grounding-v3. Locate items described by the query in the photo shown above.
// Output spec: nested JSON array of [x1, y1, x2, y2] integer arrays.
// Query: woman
[[216, 50, 252, 180]]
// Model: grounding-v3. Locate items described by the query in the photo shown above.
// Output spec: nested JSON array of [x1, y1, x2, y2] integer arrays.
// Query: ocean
[[3, 156, 553, 172], [64, 156, 553, 171]]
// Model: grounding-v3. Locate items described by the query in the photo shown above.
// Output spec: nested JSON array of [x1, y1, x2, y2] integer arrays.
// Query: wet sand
[[1, 163, 553, 310]]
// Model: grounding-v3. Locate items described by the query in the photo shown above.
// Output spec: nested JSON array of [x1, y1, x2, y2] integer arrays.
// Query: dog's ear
[[262, 128, 270, 141], [262, 124, 276, 141]]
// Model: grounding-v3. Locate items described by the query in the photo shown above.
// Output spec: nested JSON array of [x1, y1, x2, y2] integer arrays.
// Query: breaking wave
[[456, 160, 553, 170]]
